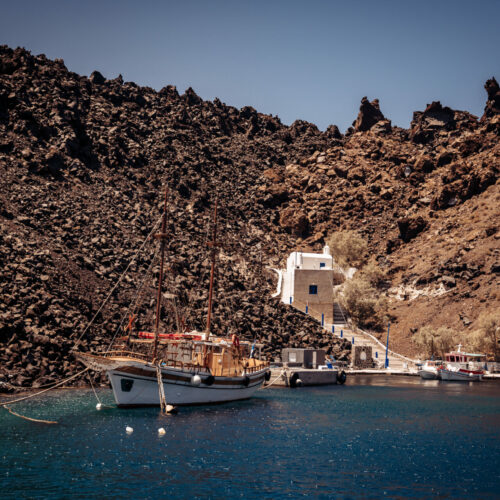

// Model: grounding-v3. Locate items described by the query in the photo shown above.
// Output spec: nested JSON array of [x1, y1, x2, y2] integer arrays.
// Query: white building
[[280, 245, 345, 324]]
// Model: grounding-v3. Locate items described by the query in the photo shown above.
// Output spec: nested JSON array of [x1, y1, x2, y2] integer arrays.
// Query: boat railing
[[99, 349, 269, 375], [100, 350, 150, 361]]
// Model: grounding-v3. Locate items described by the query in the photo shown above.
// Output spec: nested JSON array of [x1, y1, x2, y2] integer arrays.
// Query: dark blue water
[[1, 376, 499, 499]]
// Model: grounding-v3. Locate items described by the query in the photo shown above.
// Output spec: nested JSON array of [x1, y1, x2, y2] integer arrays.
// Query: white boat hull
[[108, 364, 268, 406], [440, 368, 482, 382], [419, 369, 439, 380]]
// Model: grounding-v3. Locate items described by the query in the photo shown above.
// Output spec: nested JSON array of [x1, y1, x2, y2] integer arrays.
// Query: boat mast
[[153, 188, 169, 361], [205, 198, 218, 340]]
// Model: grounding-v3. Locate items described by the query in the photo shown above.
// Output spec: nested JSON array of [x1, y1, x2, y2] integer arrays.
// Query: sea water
[[1, 376, 499, 499]]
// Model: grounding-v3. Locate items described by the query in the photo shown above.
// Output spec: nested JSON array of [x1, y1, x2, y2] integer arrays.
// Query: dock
[[265, 365, 345, 387]]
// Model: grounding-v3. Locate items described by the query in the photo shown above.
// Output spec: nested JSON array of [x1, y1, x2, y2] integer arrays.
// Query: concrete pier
[[265, 366, 343, 387]]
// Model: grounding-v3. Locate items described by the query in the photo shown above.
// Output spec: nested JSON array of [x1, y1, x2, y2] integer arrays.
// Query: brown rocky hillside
[[0, 45, 498, 388], [268, 90, 499, 356]]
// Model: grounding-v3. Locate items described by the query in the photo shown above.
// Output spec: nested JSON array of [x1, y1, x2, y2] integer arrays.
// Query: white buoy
[[191, 374, 201, 387], [96, 403, 103, 410], [296, 379, 303, 387], [126, 426, 134, 434], [166, 405, 178, 414], [158, 427, 166, 435]]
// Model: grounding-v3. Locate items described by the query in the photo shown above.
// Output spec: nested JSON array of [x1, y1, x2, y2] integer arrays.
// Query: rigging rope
[[106, 246, 160, 352], [156, 364, 167, 413], [71, 216, 163, 352], [86, 371, 114, 409]]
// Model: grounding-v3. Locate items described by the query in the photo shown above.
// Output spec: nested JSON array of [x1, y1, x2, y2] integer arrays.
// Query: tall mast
[[153, 188, 169, 361], [205, 198, 218, 340]]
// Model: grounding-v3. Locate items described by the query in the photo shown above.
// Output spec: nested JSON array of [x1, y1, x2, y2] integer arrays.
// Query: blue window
[[309, 285, 318, 295], [319, 262, 326, 268]]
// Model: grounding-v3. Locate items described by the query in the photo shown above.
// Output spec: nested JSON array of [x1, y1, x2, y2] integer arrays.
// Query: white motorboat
[[440, 366, 483, 382], [419, 360, 444, 380], [439, 346, 486, 382]]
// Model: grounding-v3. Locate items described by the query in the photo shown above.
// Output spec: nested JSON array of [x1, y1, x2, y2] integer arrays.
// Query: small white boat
[[439, 346, 486, 382], [419, 360, 444, 380]]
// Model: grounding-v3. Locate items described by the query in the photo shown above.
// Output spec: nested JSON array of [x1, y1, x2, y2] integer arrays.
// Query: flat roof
[[289, 252, 332, 259]]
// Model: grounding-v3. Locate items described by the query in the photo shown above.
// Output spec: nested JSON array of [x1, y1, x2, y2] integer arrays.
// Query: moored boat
[[77, 340, 269, 406], [76, 191, 270, 407], [439, 346, 486, 382], [419, 360, 444, 380]]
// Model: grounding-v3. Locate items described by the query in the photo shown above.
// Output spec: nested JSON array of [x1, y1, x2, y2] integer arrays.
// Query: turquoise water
[[1, 376, 499, 499]]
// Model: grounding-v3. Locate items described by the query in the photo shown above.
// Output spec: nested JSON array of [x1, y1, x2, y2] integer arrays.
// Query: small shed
[[281, 348, 326, 369]]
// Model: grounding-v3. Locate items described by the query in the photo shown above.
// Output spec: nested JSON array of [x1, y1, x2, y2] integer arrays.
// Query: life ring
[[337, 370, 347, 385], [289, 372, 300, 388], [203, 375, 215, 386], [242, 376, 250, 387], [264, 370, 271, 381]]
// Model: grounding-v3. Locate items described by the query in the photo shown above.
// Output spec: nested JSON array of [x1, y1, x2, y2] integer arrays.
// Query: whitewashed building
[[280, 245, 345, 324]]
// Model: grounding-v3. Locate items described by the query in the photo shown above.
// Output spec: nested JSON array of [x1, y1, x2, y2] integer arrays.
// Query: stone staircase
[[284, 301, 416, 372], [333, 302, 347, 324], [288, 301, 415, 370], [324, 323, 413, 371], [326, 322, 410, 370]]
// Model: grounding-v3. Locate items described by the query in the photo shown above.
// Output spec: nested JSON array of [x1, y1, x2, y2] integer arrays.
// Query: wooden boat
[[439, 347, 485, 382], [76, 191, 270, 406]]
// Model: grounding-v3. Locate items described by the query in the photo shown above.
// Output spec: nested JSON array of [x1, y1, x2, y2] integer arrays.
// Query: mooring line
[[262, 370, 285, 389], [4, 405, 58, 425], [0, 368, 89, 407], [87, 371, 114, 409]]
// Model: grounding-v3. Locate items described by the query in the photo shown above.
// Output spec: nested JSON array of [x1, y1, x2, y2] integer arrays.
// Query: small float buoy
[[191, 374, 201, 387], [126, 426, 134, 434], [96, 403, 103, 410], [166, 405, 178, 414], [158, 427, 166, 435], [296, 378, 303, 387]]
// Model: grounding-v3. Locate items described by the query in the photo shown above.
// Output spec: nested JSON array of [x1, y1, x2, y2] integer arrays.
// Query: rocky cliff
[[0, 46, 498, 389]]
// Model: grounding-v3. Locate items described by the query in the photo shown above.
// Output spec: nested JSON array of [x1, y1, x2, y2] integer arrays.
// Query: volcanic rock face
[[0, 45, 349, 390], [0, 45, 498, 388]]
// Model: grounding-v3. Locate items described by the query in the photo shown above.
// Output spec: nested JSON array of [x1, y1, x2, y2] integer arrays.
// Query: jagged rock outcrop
[[481, 77, 500, 121], [409, 101, 478, 143], [397, 216, 428, 243], [353, 97, 389, 132]]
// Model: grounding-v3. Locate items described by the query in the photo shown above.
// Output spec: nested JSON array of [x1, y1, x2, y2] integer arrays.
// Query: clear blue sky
[[1, 0, 499, 131]]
